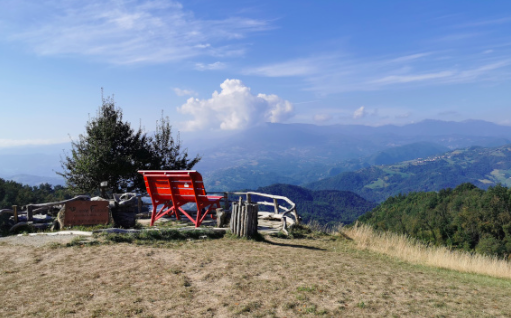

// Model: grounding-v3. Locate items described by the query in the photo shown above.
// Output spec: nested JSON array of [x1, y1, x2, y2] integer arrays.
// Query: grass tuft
[[343, 223, 511, 280]]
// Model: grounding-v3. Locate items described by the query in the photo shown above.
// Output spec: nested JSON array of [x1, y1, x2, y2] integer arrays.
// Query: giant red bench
[[138, 170, 223, 227]]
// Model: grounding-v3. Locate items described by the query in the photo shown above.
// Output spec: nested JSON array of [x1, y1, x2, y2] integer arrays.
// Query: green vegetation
[[307, 144, 511, 202], [359, 182, 511, 257], [0, 178, 73, 207], [59, 96, 200, 193], [256, 184, 376, 225]]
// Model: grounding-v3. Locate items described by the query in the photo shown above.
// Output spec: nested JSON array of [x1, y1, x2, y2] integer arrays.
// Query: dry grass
[[1, 232, 511, 317], [343, 223, 511, 280]]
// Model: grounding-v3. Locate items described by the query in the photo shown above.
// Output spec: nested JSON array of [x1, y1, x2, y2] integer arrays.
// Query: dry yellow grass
[[1, 232, 511, 317], [343, 223, 511, 280]]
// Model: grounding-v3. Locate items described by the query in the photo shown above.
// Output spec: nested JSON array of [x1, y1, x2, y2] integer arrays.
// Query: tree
[[150, 112, 201, 171], [59, 95, 200, 194]]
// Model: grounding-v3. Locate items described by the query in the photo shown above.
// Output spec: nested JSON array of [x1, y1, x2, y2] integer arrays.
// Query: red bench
[[138, 170, 223, 227]]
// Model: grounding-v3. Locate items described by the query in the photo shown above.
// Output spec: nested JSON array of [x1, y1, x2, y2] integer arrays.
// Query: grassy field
[[1, 230, 511, 317]]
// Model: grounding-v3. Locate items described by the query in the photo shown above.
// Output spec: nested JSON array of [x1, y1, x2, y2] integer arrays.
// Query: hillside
[[306, 144, 511, 202], [256, 184, 377, 225], [359, 183, 511, 257], [190, 120, 511, 191], [203, 141, 451, 192]]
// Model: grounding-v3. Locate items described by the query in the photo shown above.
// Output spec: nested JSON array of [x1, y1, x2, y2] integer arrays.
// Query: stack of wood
[[230, 197, 258, 238]]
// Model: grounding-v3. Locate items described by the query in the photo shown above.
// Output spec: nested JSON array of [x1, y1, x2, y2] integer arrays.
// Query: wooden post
[[223, 192, 229, 210], [12, 205, 18, 224], [293, 208, 300, 225], [281, 216, 288, 236], [246, 193, 252, 204], [273, 198, 280, 214], [229, 199, 258, 238], [27, 205, 33, 222], [216, 208, 226, 228]]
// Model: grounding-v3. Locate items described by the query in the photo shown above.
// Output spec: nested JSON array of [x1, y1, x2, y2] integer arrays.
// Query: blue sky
[[1, 0, 511, 147]]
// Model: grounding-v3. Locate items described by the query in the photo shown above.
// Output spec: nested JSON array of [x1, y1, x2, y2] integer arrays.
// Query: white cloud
[[177, 79, 294, 131], [173, 88, 197, 96], [371, 71, 454, 84], [244, 46, 511, 95], [353, 106, 367, 119], [243, 58, 320, 77], [195, 62, 226, 71], [1, 0, 270, 64]]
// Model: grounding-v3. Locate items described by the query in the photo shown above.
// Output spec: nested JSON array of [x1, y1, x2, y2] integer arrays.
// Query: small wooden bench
[[138, 170, 223, 227]]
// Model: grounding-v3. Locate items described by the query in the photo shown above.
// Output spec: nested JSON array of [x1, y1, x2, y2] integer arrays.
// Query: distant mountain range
[[2, 119, 511, 189], [198, 119, 511, 191], [306, 144, 511, 202]]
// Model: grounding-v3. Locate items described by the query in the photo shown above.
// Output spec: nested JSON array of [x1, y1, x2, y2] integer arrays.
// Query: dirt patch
[[1, 236, 511, 317], [0, 233, 93, 247]]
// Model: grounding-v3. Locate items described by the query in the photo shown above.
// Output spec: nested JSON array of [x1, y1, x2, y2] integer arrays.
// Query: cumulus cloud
[[177, 79, 294, 131]]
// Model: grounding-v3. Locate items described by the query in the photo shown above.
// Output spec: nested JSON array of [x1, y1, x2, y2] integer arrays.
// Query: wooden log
[[13, 205, 18, 223], [230, 202, 237, 235], [281, 217, 289, 236], [27, 205, 33, 222], [273, 198, 280, 214], [216, 208, 226, 228], [293, 208, 300, 225], [240, 204, 246, 236], [223, 192, 229, 210], [27, 195, 91, 208], [246, 203, 258, 237]]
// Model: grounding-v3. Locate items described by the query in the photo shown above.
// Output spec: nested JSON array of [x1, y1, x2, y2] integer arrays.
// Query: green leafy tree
[[59, 96, 200, 194]]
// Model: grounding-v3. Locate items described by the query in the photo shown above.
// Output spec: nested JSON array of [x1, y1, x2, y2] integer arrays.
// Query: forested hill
[[359, 183, 511, 257], [0, 178, 73, 208], [256, 184, 376, 225], [306, 144, 511, 202]]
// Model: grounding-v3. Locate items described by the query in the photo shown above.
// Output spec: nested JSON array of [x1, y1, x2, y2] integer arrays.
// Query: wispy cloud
[[371, 71, 454, 84], [246, 50, 511, 95], [456, 16, 511, 28], [0, 0, 270, 64], [173, 88, 197, 96], [243, 58, 320, 77], [195, 61, 226, 71]]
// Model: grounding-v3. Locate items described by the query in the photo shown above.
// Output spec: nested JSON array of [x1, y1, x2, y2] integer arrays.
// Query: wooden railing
[[223, 191, 300, 225]]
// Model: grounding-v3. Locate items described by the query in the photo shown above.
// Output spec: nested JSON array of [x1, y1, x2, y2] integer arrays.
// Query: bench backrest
[[138, 170, 208, 203]]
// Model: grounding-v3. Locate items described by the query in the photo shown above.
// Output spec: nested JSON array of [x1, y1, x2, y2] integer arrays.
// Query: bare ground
[[1, 235, 511, 318]]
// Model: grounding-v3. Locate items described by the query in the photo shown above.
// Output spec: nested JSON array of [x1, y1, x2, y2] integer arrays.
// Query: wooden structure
[[138, 170, 223, 227], [230, 198, 258, 238], [232, 191, 300, 235]]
